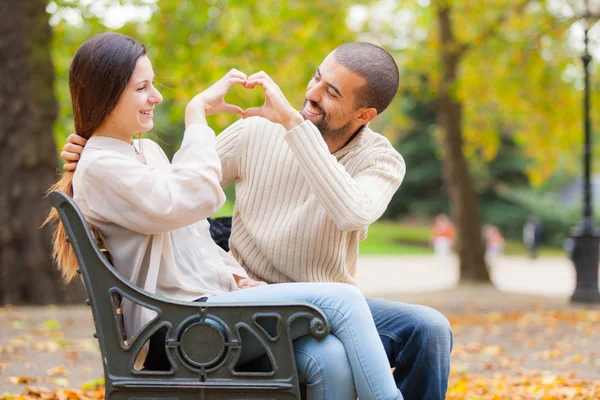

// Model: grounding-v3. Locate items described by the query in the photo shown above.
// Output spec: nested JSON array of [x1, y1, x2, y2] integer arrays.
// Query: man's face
[[300, 54, 366, 143]]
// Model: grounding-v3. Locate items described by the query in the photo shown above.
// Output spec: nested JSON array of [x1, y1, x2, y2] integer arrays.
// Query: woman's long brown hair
[[44, 32, 146, 282]]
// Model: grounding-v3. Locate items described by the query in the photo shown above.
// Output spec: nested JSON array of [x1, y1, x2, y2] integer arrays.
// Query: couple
[[52, 32, 452, 399]]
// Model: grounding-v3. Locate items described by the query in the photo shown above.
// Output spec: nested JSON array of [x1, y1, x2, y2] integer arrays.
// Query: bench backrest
[[48, 190, 329, 400]]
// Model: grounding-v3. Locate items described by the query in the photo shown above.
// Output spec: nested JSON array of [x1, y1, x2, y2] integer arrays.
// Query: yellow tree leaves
[[50, 0, 356, 155], [360, 0, 597, 184]]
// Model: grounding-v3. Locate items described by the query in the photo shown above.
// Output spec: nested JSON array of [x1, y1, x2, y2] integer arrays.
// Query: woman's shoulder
[[77, 136, 170, 174], [136, 137, 169, 162], [138, 137, 160, 148]]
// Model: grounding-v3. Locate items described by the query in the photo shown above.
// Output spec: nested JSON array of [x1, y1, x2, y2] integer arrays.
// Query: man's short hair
[[333, 42, 399, 115]]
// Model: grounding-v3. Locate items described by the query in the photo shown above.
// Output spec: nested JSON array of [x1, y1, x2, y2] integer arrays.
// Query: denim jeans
[[207, 283, 402, 400], [367, 298, 453, 400]]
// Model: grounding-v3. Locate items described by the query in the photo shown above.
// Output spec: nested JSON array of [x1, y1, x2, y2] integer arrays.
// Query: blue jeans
[[208, 283, 402, 400], [367, 298, 453, 400]]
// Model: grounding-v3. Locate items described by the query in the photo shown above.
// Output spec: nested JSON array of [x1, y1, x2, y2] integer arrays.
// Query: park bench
[[48, 190, 330, 400]]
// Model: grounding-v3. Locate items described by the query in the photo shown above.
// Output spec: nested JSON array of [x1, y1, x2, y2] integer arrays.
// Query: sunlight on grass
[[360, 222, 432, 255], [212, 205, 564, 257], [360, 221, 564, 257]]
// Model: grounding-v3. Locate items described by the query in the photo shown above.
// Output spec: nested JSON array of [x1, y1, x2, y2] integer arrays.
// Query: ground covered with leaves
[[1, 286, 599, 399], [447, 308, 600, 399]]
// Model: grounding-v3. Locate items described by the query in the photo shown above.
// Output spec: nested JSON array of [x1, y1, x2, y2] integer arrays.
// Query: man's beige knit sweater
[[216, 117, 405, 285]]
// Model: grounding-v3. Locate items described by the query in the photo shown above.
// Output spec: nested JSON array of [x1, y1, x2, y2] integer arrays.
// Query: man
[[62, 42, 452, 399], [523, 217, 542, 259]]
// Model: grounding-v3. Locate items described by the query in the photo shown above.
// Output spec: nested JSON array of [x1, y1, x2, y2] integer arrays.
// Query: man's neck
[[326, 125, 365, 154]]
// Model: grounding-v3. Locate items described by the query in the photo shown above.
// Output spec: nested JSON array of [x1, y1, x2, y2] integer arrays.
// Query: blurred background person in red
[[483, 224, 505, 259], [431, 214, 456, 260]]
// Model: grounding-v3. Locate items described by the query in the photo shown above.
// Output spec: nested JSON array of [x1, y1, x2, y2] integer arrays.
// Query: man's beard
[[301, 99, 354, 142]]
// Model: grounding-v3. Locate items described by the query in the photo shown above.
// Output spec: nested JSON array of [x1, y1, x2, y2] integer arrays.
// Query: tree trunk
[[436, 5, 490, 283], [0, 0, 85, 304]]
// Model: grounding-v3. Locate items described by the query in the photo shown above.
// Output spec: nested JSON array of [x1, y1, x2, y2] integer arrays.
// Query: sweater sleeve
[[81, 124, 226, 235], [284, 121, 405, 232], [216, 118, 248, 188]]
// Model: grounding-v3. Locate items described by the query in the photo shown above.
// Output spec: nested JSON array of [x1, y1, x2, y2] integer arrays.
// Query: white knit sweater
[[217, 117, 405, 284]]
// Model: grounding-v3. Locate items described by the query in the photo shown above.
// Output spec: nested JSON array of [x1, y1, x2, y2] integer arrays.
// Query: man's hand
[[186, 69, 247, 127], [61, 133, 87, 171], [243, 72, 304, 131], [233, 274, 268, 290]]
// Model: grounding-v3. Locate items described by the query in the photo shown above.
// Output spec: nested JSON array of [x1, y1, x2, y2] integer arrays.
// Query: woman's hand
[[234, 274, 268, 290], [185, 69, 247, 127]]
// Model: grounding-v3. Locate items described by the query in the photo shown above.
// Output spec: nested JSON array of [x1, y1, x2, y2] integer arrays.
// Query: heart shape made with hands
[[218, 72, 299, 126], [223, 79, 266, 114]]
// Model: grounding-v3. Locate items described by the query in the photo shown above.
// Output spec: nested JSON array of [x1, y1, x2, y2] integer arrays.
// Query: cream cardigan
[[73, 125, 248, 342]]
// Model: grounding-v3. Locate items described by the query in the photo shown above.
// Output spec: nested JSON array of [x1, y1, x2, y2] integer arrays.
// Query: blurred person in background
[[483, 224, 504, 259], [431, 214, 455, 260], [523, 217, 542, 259]]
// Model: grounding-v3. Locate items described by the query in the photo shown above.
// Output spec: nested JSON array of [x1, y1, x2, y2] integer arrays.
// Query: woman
[[46, 33, 401, 400]]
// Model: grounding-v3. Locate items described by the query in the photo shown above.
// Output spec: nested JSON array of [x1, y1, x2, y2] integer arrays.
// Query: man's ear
[[356, 107, 377, 125]]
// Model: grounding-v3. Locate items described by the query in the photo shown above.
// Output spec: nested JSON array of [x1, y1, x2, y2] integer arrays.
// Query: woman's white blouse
[[72, 124, 248, 341]]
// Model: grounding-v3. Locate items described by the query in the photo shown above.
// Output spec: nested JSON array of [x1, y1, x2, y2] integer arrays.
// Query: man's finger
[[246, 79, 283, 99], [67, 133, 87, 146], [61, 150, 79, 162], [243, 107, 264, 119], [64, 142, 84, 155], [243, 80, 258, 89], [227, 69, 247, 81], [63, 161, 77, 171], [245, 79, 274, 96], [224, 77, 246, 92], [247, 71, 271, 82], [247, 73, 283, 96]]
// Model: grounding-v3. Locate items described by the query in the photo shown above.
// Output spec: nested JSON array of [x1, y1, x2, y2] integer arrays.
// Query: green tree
[[51, 1, 357, 158], [0, 0, 357, 305], [382, 97, 448, 219], [383, 95, 531, 234], [356, 0, 588, 282]]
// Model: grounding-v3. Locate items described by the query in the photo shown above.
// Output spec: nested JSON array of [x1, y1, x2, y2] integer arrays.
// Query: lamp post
[[571, 2, 600, 303]]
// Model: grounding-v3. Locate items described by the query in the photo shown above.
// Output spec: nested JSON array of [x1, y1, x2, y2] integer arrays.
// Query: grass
[[212, 200, 235, 218], [360, 221, 565, 257], [360, 222, 433, 255], [212, 202, 565, 257]]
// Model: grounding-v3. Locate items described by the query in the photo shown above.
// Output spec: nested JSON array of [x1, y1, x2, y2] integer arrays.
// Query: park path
[[1, 255, 599, 395], [356, 255, 582, 298]]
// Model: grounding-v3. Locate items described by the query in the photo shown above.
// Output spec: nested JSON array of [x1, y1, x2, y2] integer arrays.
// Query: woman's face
[[104, 55, 163, 139]]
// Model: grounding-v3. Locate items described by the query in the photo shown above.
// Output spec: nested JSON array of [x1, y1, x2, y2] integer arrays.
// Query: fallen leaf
[[46, 366, 67, 377]]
